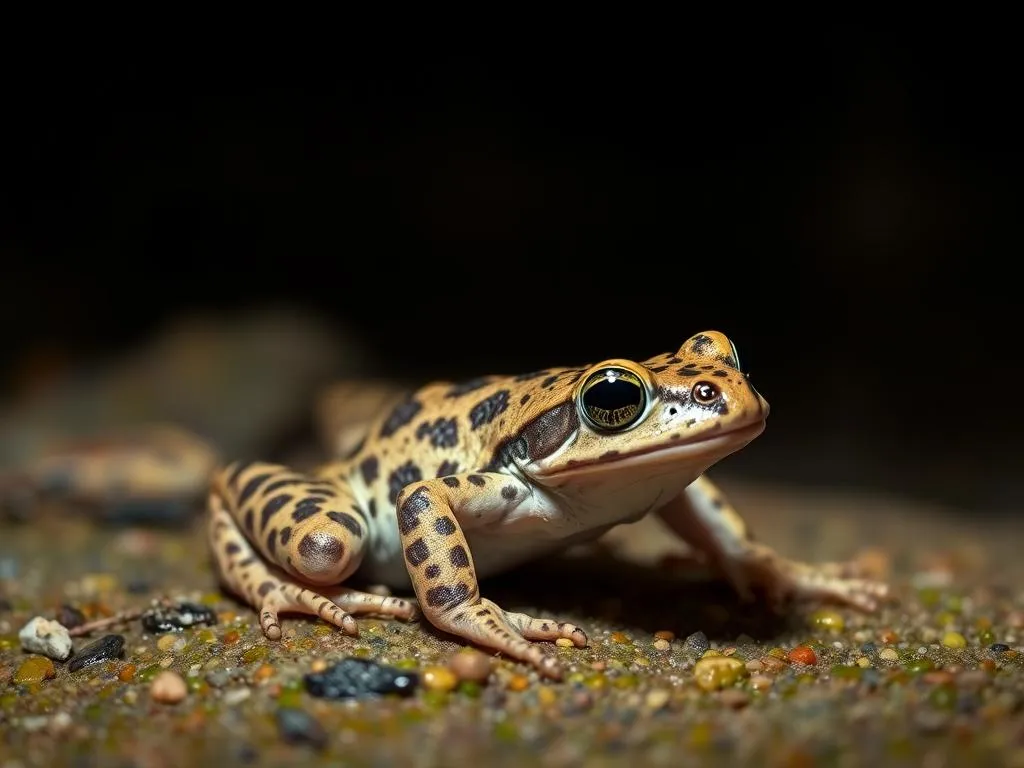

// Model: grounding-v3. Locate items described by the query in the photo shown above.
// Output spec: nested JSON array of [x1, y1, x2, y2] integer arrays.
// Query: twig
[[67, 596, 173, 637]]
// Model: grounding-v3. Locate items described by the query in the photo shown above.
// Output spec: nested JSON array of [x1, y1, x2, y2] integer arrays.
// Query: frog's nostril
[[669, 407, 678, 416]]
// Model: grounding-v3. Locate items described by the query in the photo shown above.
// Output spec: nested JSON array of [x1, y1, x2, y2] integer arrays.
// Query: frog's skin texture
[[207, 331, 888, 678]]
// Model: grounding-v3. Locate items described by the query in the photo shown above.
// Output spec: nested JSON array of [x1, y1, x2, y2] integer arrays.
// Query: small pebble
[[422, 666, 458, 692], [309, 659, 329, 673], [275, 707, 328, 751], [449, 649, 493, 683], [693, 657, 746, 692], [222, 688, 252, 706], [684, 632, 711, 656], [56, 605, 86, 630], [19, 617, 73, 662], [750, 675, 774, 692], [68, 634, 125, 672], [150, 671, 188, 704], [507, 674, 530, 692], [653, 639, 671, 652], [555, 638, 574, 648], [991, 643, 1011, 653], [941, 632, 967, 649], [645, 689, 671, 710], [879, 648, 899, 662], [13, 656, 56, 684], [141, 602, 217, 634], [157, 634, 184, 652], [787, 646, 817, 666], [654, 630, 675, 641], [304, 657, 418, 699]]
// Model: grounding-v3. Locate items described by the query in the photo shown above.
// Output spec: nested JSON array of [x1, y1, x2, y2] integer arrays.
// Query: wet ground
[[2, 477, 1023, 767]]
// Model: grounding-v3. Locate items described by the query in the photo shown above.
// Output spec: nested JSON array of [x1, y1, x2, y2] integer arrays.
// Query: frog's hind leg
[[207, 461, 416, 639]]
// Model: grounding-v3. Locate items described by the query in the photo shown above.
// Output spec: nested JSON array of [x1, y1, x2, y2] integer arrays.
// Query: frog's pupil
[[582, 371, 645, 430]]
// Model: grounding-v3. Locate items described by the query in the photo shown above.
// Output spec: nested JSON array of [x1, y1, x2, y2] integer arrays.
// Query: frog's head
[[498, 332, 769, 488]]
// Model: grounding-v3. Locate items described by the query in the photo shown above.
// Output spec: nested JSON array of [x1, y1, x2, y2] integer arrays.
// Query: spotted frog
[[209, 331, 887, 678]]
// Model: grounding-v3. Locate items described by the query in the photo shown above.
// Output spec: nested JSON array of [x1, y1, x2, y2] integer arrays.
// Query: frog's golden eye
[[579, 367, 648, 432]]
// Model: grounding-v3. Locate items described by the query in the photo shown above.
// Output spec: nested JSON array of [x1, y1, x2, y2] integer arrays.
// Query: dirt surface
[[2, 478, 1023, 767]]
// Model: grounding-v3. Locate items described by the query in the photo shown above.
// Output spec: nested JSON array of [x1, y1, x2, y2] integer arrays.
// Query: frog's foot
[[442, 598, 587, 680], [726, 542, 890, 613]]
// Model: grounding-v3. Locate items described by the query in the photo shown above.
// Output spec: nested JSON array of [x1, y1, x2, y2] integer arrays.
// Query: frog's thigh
[[395, 472, 586, 679], [657, 474, 888, 611], [208, 462, 415, 639]]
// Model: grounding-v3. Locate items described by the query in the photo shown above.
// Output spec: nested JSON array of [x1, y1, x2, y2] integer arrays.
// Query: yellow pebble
[[645, 689, 671, 709], [157, 634, 184, 652], [856, 656, 871, 668], [309, 659, 328, 673], [422, 666, 458, 692], [810, 609, 845, 632], [13, 656, 55, 685], [942, 631, 967, 649], [653, 638, 671, 651], [253, 664, 275, 683], [693, 656, 747, 692], [555, 638, 574, 648], [537, 686, 557, 706], [879, 648, 899, 662], [610, 632, 631, 644], [506, 674, 530, 692]]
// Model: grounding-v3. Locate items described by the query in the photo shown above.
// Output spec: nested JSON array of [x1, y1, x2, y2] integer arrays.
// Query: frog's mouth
[[539, 421, 766, 480]]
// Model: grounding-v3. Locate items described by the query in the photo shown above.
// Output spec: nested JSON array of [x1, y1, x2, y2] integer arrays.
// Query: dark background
[[2, 34, 1020, 514]]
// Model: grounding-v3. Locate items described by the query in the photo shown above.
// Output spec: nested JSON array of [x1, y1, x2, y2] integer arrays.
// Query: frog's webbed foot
[[723, 542, 889, 613], [445, 599, 588, 679], [395, 473, 588, 679]]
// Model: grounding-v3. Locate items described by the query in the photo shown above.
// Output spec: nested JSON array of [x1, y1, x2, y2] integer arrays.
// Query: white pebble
[[222, 688, 251, 706], [150, 671, 188, 704], [18, 617, 73, 661]]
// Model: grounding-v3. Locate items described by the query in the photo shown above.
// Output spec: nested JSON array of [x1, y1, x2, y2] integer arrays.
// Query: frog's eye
[[692, 381, 721, 405], [729, 340, 741, 371], [579, 367, 648, 432]]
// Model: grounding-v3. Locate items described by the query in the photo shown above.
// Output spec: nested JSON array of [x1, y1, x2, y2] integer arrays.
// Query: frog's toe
[[503, 609, 589, 648], [256, 583, 359, 639], [323, 587, 420, 622]]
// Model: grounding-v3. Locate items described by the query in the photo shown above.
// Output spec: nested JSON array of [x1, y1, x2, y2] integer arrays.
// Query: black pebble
[[275, 707, 328, 751], [57, 604, 86, 630], [304, 657, 419, 700], [68, 634, 125, 672], [991, 643, 1011, 653], [141, 602, 217, 633]]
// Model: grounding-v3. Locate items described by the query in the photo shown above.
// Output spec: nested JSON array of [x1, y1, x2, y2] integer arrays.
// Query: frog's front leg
[[395, 472, 588, 679], [208, 462, 417, 639], [657, 475, 889, 611]]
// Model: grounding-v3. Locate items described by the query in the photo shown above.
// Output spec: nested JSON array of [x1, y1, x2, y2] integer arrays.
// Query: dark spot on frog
[[685, 418, 696, 427], [291, 497, 323, 523], [667, 356, 681, 364], [690, 334, 714, 356], [367, 499, 378, 518], [225, 542, 241, 556], [520, 393, 531, 405], [719, 354, 738, 368], [710, 497, 725, 509], [261, 494, 293, 530], [599, 450, 620, 459], [425, 583, 471, 609], [388, 461, 424, 504], [712, 370, 729, 378], [258, 581, 275, 597], [467, 475, 486, 486], [415, 418, 459, 448], [436, 459, 459, 477], [425, 564, 441, 579], [380, 399, 422, 438], [359, 456, 379, 485], [434, 516, 457, 535], [266, 529, 278, 555], [297, 532, 344, 565], [445, 377, 491, 398], [244, 509, 255, 534], [279, 526, 292, 545], [677, 367, 700, 376], [238, 472, 272, 505], [261, 478, 302, 495], [327, 510, 363, 537], [404, 538, 430, 566], [398, 487, 430, 534], [671, 433, 681, 440], [500, 485, 517, 500], [469, 390, 510, 430], [449, 545, 470, 568], [647, 364, 670, 373], [442, 476, 460, 488], [541, 375, 559, 388], [701, 365, 714, 370]]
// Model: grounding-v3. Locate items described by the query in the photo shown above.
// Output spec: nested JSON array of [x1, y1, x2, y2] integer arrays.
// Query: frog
[[207, 331, 888, 679]]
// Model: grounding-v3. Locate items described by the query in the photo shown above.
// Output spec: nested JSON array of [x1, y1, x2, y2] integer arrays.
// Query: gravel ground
[[2, 478, 1023, 768]]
